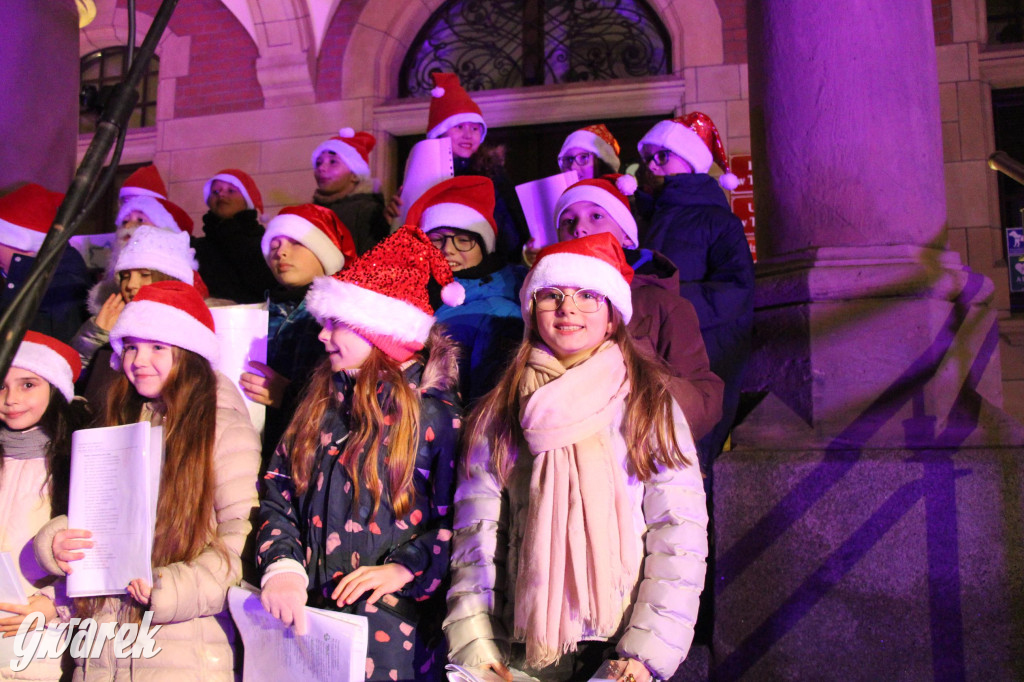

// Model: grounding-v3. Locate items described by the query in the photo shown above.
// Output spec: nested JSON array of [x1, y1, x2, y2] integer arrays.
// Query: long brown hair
[[281, 347, 421, 519], [468, 307, 691, 485]]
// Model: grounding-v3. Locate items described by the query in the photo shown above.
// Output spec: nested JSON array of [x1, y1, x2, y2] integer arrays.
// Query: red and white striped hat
[[12, 331, 81, 402]]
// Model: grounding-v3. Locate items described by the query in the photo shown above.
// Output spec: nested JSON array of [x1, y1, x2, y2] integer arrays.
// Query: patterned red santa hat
[[521, 232, 634, 324], [118, 165, 168, 201], [262, 204, 357, 276], [116, 195, 195, 235], [115, 225, 200, 287], [311, 129, 375, 180], [0, 184, 64, 253], [559, 124, 622, 172], [553, 173, 639, 247], [203, 169, 264, 214], [426, 72, 487, 141], [12, 331, 81, 401], [110, 280, 219, 368], [305, 225, 465, 361], [638, 111, 740, 190], [406, 175, 498, 254]]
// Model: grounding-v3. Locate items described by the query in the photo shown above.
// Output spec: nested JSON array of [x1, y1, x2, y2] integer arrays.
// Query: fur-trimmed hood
[[418, 324, 461, 396]]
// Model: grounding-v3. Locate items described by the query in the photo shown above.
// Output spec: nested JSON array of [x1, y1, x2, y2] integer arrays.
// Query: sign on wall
[[1008, 227, 1024, 294], [729, 154, 756, 261]]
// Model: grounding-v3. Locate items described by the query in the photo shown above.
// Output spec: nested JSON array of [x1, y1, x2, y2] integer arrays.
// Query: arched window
[[400, 0, 670, 97], [79, 47, 159, 134]]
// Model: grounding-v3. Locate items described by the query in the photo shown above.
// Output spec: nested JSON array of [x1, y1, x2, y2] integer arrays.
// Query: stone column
[[0, 0, 79, 193]]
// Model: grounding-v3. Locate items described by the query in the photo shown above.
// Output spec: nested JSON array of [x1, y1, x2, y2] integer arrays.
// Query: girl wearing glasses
[[556, 124, 622, 180], [445, 233, 708, 682], [409, 176, 526, 406]]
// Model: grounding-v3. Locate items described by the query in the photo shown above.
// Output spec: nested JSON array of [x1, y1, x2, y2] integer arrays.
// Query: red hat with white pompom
[[262, 204, 357, 276], [311, 128, 375, 180], [521, 232, 634, 324], [0, 184, 64, 253], [426, 72, 487, 141], [203, 169, 264, 214], [13, 331, 81, 402], [407, 175, 498, 254], [638, 111, 740, 190], [559, 124, 622, 172], [305, 224, 465, 361], [117, 195, 195, 235], [553, 173, 639, 247], [119, 165, 168, 201]]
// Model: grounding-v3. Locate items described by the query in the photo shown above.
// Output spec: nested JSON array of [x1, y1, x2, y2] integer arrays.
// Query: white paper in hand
[[392, 138, 455, 230], [514, 170, 579, 249], [210, 304, 269, 433]]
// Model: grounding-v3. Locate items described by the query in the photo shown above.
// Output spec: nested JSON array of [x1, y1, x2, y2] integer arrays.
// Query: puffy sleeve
[[616, 402, 709, 679]]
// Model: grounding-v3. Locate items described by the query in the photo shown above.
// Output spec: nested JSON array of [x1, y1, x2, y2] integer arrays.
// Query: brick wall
[[315, 0, 369, 102]]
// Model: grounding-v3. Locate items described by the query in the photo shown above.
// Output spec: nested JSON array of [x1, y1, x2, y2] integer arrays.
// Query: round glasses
[[533, 287, 607, 313], [428, 233, 478, 252], [557, 152, 595, 171], [640, 149, 677, 167]]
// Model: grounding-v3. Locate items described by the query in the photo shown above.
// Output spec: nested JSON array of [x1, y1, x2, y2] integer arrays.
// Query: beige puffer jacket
[[34, 373, 260, 681], [444, 401, 708, 680]]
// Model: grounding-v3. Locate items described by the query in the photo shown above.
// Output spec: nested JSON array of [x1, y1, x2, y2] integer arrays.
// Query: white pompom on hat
[[425, 72, 487, 141], [553, 174, 639, 247], [310, 129, 376, 180], [638, 111, 740, 190], [12, 331, 81, 402]]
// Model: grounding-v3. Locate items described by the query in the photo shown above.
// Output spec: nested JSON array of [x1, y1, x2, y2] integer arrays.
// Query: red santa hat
[[110, 280, 219, 368], [115, 225, 199, 286], [262, 204, 357, 276], [118, 165, 168, 201], [203, 169, 264, 214], [559, 124, 622, 172], [116, 195, 195, 234], [311, 129, 375, 180], [426, 72, 487, 141], [305, 225, 465, 361], [638, 111, 740, 190], [521, 232, 634, 324], [0, 184, 64, 253], [553, 174, 639, 247], [12, 331, 81, 402], [405, 175, 498, 254]]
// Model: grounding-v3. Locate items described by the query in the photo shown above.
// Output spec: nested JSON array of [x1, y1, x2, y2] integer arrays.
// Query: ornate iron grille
[[400, 0, 670, 97]]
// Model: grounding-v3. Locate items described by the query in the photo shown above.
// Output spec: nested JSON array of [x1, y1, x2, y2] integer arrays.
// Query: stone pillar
[[0, 0, 79, 193], [713, 1, 1024, 680]]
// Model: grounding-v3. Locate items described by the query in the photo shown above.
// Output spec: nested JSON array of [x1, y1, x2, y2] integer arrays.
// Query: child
[[242, 204, 357, 465], [637, 112, 754, 462], [257, 225, 463, 681], [409, 175, 525, 405], [311, 129, 389, 254], [194, 169, 279, 304], [0, 332, 88, 680], [552, 174, 724, 446], [445, 233, 708, 682], [38, 281, 261, 680], [0, 184, 90, 344], [556, 124, 621, 180]]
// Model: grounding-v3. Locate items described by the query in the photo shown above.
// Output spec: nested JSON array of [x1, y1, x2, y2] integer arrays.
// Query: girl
[[0, 332, 88, 680], [556, 124, 622, 181], [38, 280, 261, 680], [257, 226, 463, 681], [444, 233, 709, 682]]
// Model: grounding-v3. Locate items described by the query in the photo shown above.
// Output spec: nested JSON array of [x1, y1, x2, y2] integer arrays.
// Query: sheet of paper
[[228, 586, 368, 682], [514, 170, 578, 249], [392, 137, 455, 230], [67, 422, 155, 597], [0, 552, 28, 616], [210, 304, 269, 433], [445, 664, 541, 682], [148, 425, 163, 529]]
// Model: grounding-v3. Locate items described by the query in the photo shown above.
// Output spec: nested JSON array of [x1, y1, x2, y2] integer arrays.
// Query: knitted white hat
[[115, 225, 198, 285]]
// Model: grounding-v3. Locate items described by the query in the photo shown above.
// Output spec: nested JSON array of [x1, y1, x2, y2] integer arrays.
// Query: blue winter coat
[[1, 247, 89, 344]]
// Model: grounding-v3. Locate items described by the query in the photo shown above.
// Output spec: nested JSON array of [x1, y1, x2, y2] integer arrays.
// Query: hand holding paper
[[52, 528, 94, 574], [260, 572, 309, 636]]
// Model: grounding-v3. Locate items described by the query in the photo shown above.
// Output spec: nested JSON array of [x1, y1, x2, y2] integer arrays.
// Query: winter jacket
[[435, 264, 525, 405], [455, 149, 530, 266], [641, 174, 754, 459], [444, 400, 708, 680], [34, 373, 261, 681], [193, 210, 279, 304], [257, 330, 462, 681], [0, 248, 89, 345], [626, 248, 724, 443], [313, 191, 390, 255]]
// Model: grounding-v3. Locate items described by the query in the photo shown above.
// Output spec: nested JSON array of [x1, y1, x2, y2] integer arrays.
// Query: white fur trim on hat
[[262, 214, 345, 275], [109, 299, 220, 368], [204, 174, 255, 210], [521, 252, 633, 324], [559, 130, 621, 172], [638, 120, 713, 175], [306, 277, 434, 346], [553, 186, 639, 248], [0, 220, 45, 253], [419, 203, 495, 254], [117, 196, 179, 232], [118, 186, 164, 201], [310, 139, 371, 179], [115, 226, 197, 284], [13, 341, 74, 401], [426, 113, 487, 142]]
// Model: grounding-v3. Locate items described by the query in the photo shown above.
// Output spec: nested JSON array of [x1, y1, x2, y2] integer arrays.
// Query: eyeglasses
[[428, 233, 478, 252], [640, 149, 677, 167], [557, 152, 595, 170], [533, 287, 608, 313]]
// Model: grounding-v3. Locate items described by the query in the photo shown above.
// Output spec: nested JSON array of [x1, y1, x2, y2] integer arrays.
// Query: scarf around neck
[[514, 341, 637, 668], [0, 426, 51, 460]]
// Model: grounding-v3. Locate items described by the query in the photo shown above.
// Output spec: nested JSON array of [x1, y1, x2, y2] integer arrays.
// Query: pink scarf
[[514, 342, 638, 668]]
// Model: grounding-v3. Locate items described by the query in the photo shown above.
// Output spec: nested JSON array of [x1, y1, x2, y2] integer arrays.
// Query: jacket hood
[[625, 248, 679, 292], [417, 325, 461, 397], [657, 173, 731, 211]]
